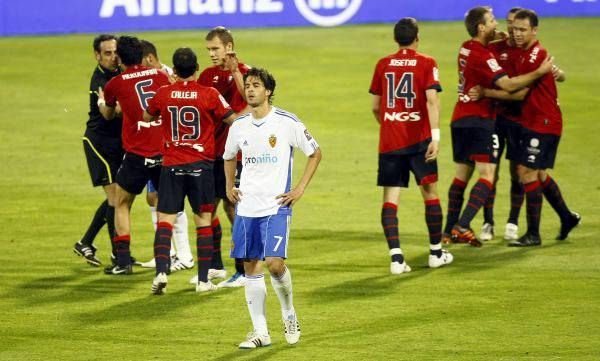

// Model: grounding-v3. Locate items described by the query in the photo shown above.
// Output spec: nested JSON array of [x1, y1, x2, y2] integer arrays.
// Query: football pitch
[[1, 17, 599, 360]]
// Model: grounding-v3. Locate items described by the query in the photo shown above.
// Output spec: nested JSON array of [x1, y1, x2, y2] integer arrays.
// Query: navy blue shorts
[[377, 152, 438, 188], [157, 163, 215, 215], [516, 128, 560, 170]]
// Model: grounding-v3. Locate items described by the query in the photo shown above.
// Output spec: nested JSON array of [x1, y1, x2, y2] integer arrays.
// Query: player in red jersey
[[443, 6, 553, 247], [470, 10, 580, 246], [143, 47, 238, 293], [196, 27, 250, 287], [370, 18, 453, 274], [97, 35, 172, 274]]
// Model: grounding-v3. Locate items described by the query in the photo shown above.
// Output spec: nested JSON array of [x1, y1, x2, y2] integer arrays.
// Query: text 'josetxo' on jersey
[[146, 81, 234, 166], [369, 49, 442, 154], [223, 107, 319, 218], [103, 65, 171, 157]]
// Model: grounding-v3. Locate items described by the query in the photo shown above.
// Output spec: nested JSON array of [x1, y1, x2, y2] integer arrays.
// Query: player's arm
[[277, 148, 322, 207], [226, 52, 247, 101], [425, 88, 440, 162], [222, 111, 238, 126], [97, 86, 116, 120], [468, 85, 528, 101], [371, 95, 381, 124], [224, 157, 241, 204], [494, 55, 553, 92]]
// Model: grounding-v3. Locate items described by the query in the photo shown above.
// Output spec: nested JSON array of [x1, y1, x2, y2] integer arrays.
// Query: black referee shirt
[[86, 64, 122, 138]]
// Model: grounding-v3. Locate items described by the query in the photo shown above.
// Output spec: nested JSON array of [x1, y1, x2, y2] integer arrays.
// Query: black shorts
[[157, 162, 216, 214], [496, 116, 522, 162], [377, 152, 438, 188], [82, 132, 124, 187], [116, 152, 162, 195], [214, 158, 243, 199], [517, 128, 560, 170], [451, 120, 499, 164]]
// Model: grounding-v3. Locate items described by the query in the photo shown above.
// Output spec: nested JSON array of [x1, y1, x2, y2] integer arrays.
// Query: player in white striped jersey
[[223, 68, 321, 349]]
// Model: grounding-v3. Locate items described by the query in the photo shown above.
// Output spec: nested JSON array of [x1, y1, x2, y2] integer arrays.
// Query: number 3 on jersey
[[385, 72, 416, 109], [168, 106, 201, 141]]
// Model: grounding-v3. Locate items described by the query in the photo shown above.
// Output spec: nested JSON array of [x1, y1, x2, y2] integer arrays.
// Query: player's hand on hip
[[276, 187, 305, 207], [227, 187, 242, 204], [425, 141, 439, 163]]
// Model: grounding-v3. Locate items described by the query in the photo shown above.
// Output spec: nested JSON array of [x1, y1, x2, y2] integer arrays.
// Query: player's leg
[[218, 196, 247, 287], [239, 259, 271, 349], [509, 165, 543, 247], [419, 182, 453, 268], [505, 160, 524, 241], [208, 199, 226, 279], [378, 153, 411, 274], [481, 129, 506, 241], [151, 212, 177, 295], [170, 209, 193, 271]]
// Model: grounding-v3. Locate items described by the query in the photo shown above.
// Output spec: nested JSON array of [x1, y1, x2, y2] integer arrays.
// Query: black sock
[[196, 227, 213, 283], [524, 181, 543, 236], [458, 179, 493, 229], [382, 202, 403, 264], [235, 258, 245, 275], [444, 178, 466, 234], [106, 205, 117, 255], [425, 199, 443, 257], [154, 222, 173, 275], [508, 180, 524, 225], [81, 200, 108, 246], [210, 218, 224, 269], [483, 186, 496, 225], [541, 176, 571, 221]]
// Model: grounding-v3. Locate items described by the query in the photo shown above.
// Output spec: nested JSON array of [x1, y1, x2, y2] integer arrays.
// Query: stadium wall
[[1, 0, 599, 36]]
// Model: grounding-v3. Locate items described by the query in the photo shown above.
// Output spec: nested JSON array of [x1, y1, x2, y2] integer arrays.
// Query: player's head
[[512, 9, 539, 48], [205, 26, 234, 67], [172, 47, 199, 79], [93, 34, 118, 71], [506, 7, 523, 41], [117, 35, 144, 67], [394, 17, 419, 47], [140, 39, 161, 69], [244, 68, 276, 107], [465, 6, 496, 41]]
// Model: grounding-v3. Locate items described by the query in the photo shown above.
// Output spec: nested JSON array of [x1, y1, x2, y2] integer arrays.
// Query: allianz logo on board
[[99, 0, 363, 26]]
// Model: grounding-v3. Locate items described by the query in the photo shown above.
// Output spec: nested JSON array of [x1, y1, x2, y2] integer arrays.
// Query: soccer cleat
[[189, 274, 198, 284], [390, 261, 411, 275], [208, 268, 227, 280], [441, 233, 452, 245], [556, 212, 581, 240], [195, 280, 218, 293], [451, 225, 482, 247], [508, 233, 542, 247], [480, 223, 494, 241], [217, 272, 247, 288], [151, 272, 168, 295], [283, 313, 301, 345], [239, 331, 271, 349], [428, 249, 454, 268], [170, 258, 194, 273], [73, 241, 101, 267], [103, 264, 133, 275], [504, 223, 519, 241]]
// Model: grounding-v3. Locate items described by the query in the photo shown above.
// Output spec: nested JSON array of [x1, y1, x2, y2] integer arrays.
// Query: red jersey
[[198, 63, 250, 157], [104, 65, 171, 157], [451, 40, 507, 124], [515, 41, 562, 135], [488, 39, 523, 122], [146, 81, 234, 166], [369, 49, 442, 154]]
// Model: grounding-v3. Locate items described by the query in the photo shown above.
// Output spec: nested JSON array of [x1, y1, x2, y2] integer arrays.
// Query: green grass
[[1, 18, 600, 360]]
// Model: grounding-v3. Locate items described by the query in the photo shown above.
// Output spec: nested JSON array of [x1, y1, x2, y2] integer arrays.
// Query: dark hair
[[465, 6, 491, 37], [206, 26, 234, 48], [140, 39, 158, 58], [93, 34, 117, 53], [244, 68, 276, 104], [394, 18, 419, 46], [514, 9, 539, 27], [508, 7, 523, 15], [172, 48, 198, 79], [117, 36, 143, 66]]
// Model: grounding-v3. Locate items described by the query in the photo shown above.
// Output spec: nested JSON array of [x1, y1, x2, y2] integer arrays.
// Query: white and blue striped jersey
[[223, 107, 319, 217]]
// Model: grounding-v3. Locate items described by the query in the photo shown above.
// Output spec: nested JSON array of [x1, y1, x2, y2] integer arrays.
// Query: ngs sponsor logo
[[383, 112, 421, 122], [99, 0, 362, 26]]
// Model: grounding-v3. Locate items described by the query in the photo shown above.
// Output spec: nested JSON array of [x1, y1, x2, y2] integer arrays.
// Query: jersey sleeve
[[103, 78, 118, 107], [208, 88, 234, 121], [369, 59, 384, 96], [197, 70, 211, 87], [425, 58, 442, 92], [223, 123, 240, 160], [476, 50, 507, 88], [289, 120, 319, 157], [145, 88, 162, 116]]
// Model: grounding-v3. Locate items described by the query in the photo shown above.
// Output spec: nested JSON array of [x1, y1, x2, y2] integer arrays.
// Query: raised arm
[[494, 55, 553, 92]]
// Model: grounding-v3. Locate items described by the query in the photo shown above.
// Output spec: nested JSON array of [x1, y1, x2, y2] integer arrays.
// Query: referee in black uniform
[[74, 34, 123, 267]]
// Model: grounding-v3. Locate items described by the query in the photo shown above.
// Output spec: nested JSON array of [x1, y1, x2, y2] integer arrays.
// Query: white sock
[[245, 274, 268, 335], [173, 211, 192, 263], [270, 266, 294, 319], [149, 206, 158, 231]]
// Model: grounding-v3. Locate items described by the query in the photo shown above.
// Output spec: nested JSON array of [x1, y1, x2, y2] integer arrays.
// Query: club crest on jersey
[[269, 134, 277, 148]]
